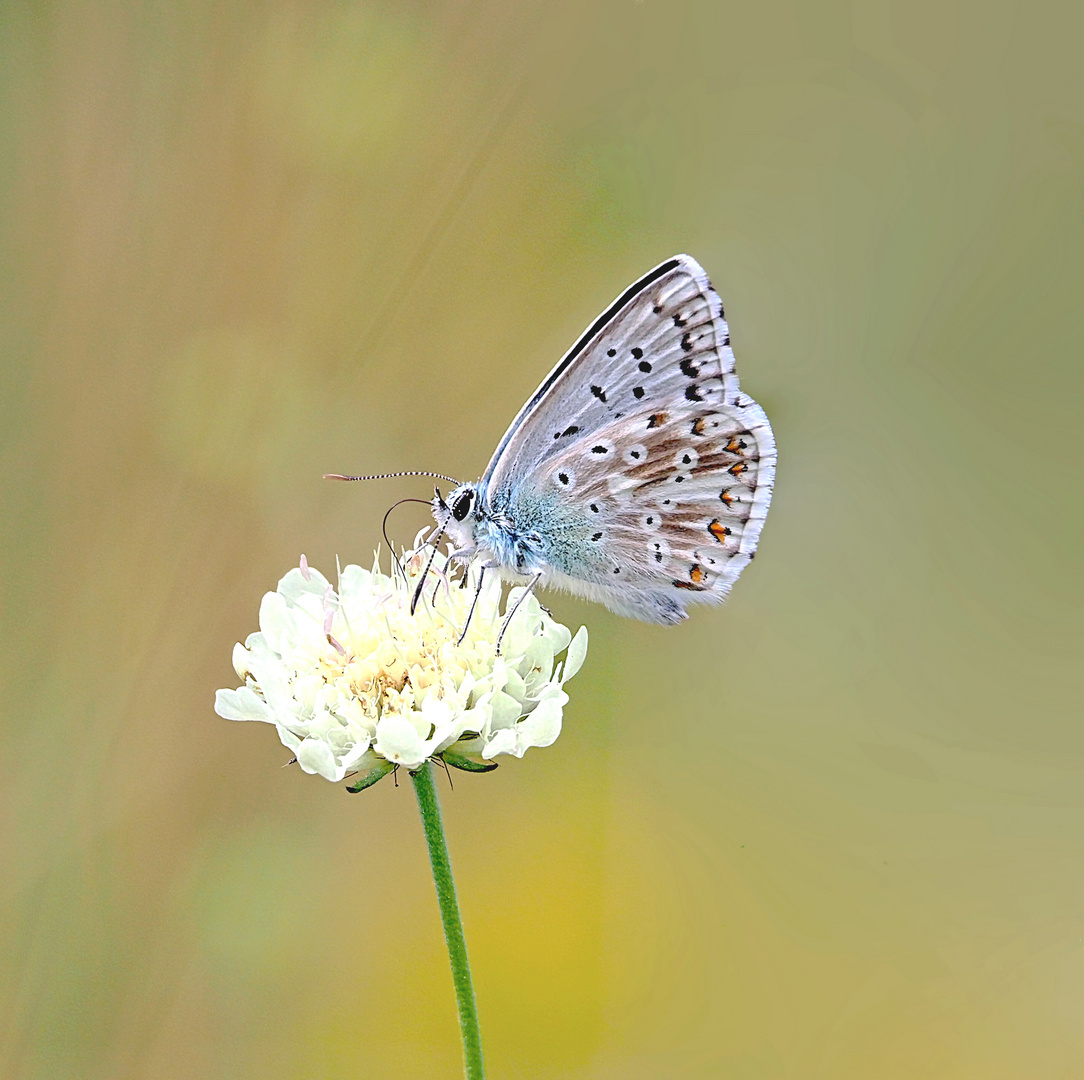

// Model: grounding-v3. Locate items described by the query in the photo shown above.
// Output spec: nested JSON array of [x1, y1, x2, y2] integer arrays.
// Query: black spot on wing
[[483, 258, 681, 475], [590, 385, 607, 402]]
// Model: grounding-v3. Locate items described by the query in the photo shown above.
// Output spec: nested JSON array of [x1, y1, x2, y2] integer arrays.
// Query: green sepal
[[346, 759, 396, 792], [442, 749, 499, 773]]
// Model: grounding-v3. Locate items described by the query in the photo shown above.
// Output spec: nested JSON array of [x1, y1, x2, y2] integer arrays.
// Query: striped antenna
[[324, 470, 461, 485]]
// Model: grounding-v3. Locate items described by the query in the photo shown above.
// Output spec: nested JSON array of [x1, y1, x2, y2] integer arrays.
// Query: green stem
[[411, 763, 485, 1079]]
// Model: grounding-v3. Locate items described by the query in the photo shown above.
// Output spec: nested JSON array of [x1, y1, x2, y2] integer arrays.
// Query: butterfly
[[429, 254, 776, 626]]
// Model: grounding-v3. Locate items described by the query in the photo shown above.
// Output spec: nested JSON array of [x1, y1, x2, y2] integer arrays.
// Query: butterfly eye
[[451, 489, 474, 521]]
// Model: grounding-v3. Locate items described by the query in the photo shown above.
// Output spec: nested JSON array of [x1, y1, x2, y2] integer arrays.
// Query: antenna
[[324, 470, 461, 485]]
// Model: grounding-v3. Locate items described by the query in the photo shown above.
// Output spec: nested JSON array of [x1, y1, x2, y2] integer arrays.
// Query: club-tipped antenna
[[325, 470, 461, 485]]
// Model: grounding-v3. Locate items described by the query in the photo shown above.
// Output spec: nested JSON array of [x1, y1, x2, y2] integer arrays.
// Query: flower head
[[215, 545, 587, 789]]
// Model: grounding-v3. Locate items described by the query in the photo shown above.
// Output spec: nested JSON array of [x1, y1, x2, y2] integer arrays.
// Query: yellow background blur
[[3, 2, 1082, 1077]]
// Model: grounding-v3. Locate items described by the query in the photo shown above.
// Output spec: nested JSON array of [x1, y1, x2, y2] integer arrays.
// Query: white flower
[[215, 545, 588, 788]]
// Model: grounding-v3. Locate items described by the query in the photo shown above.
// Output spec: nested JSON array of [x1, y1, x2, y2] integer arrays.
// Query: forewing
[[483, 255, 739, 496]]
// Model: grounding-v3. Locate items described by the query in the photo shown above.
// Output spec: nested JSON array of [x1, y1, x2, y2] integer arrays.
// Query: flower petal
[[481, 727, 517, 759], [488, 690, 524, 731], [295, 737, 340, 780], [277, 564, 331, 605], [215, 687, 271, 722], [516, 695, 564, 751], [374, 713, 430, 770], [561, 626, 589, 682]]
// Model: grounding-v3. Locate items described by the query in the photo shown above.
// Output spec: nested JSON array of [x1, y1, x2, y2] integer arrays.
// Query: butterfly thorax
[[435, 481, 591, 582]]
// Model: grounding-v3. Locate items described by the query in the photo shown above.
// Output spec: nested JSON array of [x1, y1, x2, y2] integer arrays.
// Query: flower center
[[314, 605, 474, 722]]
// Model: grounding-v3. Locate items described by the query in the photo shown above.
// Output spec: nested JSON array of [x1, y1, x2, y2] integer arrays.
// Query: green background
[[3, 2, 1082, 1077]]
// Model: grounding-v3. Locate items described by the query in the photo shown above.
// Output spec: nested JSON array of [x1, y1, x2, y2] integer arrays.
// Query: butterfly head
[[432, 482, 480, 549]]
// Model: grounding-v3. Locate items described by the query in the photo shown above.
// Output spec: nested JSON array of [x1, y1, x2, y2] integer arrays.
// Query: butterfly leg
[[495, 572, 543, 655], [444, 548, 474, 589], [456, 566, 486, 645], [411, 533, 449, 615], [430, 563, 458, 608]]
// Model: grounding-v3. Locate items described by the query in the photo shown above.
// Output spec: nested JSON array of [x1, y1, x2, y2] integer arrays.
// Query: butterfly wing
[[480, 255, 776, 623]]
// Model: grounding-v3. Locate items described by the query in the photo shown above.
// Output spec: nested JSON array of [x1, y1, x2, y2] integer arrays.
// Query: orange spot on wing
[[708, 519, 731, 542], [689, 564, 704, 583], [720, 489, 733, 507], [647, 412, 668, 428], [727, 462, 746, 476]]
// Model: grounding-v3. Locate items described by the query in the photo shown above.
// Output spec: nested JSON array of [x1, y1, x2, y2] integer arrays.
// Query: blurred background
[[2, 1, 1082, 1077]]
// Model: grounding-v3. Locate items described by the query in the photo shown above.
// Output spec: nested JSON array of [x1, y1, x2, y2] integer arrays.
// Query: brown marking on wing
[[633, 475, 670, 493], [691, 452, 748, 476]]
